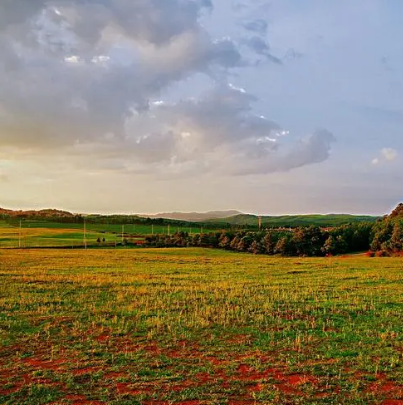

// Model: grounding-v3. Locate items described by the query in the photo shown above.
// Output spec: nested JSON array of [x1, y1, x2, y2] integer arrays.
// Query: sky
[[0, 0, 402, 215]]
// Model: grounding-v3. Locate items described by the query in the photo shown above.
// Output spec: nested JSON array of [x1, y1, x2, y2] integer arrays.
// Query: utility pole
[[18, 220, 22, 249], [83, 218, 87, 249], [258, 216, 262, 231], [122, 225, 125, 245]]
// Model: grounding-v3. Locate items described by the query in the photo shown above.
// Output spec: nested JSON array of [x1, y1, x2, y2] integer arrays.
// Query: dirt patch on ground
[[23, 358, 66, 371]]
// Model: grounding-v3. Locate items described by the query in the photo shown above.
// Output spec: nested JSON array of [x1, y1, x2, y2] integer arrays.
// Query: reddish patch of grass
[[72, 366, 102, 375], [194, 372, 211, 385], [23, 358, 65, 370], [247, 383, 263, 392], [95, 334, 110, 342], [274, 383, 304, 395], [237, 364, 253, 374], [283, 374, 318, 385], [0, 386, 21, 395], [144, 343, 161, 354], [116, 382, 142, 396], [367, 373, 403, 395], [315, 392, 331, 398], [65, 395, 88, 400]]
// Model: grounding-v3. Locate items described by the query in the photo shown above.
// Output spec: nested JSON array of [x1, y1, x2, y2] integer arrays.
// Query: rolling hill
[[0, 206, 379, 228], [207, 213, 379, 228], [144, 210, 242, 222]]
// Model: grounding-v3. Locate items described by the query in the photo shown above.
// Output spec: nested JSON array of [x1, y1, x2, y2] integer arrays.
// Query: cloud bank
[[0, 0, 335, 177]]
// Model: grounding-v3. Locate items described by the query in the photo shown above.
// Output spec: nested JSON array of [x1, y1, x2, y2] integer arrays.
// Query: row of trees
[[370, 204, 403, 254], [144, 223, 374, 257]]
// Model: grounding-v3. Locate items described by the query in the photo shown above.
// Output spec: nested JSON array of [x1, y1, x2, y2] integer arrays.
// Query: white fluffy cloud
[[0, 0, 334, 177], [382, 147, 398, 161], [372, 147, 398, 165]]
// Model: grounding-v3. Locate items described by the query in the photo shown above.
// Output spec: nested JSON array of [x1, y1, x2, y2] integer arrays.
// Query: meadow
[[0, 220, 215, 249], [1, 248, 403, 405]]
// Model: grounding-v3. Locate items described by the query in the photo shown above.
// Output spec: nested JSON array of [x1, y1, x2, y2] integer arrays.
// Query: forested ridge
[[144, 223, 373, 257], [0, 207, 378, 229], [145, 204, 403, 257]]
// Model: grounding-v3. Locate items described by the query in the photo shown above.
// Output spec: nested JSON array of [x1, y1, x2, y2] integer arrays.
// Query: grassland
[[209, 214, 378, 228], [0, 220, 215, 249], [1, 248, 403, 404]]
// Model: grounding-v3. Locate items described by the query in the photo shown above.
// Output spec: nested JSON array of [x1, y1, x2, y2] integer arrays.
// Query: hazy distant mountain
[[0, 207, 75, 218], [145, 210, 243, 222]]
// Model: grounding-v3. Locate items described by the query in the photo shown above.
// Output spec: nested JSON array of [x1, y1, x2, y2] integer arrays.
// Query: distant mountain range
[[0, 206, 380, 228], [144, 210, 242, 222], [142, 211, 379, 227]]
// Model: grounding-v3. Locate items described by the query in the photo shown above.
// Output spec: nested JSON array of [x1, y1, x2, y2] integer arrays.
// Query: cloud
[[105, 85, 334, 176], [0, 0, 334, 178], [229, 128, 335, 175], [241, 19, 268, 36], [241, 36, 282, 64], [382, 147, 398, 161], [372, 147, 398, 165], [0, 0, 241, 147]]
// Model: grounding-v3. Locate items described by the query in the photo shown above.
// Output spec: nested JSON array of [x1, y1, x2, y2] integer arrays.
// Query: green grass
[[212, 214, 379, 227], [1, 248, 403, 404], [0, 220, 216, 248], [0, 215, 378, 250]]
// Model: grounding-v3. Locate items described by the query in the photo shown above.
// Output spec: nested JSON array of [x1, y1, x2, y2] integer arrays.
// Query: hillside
[[0, 207, 75, 218], [370, 203, 403, 253], [208, 213, 379, 228], [0, 206, 379, 228], [145, 210, 242, 222], [388, 203, 403, 220]]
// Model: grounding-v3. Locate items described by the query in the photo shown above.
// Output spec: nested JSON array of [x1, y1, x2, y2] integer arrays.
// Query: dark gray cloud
[[0, 0, 334, 177], [0, 0, 241, 147], [242, 36, 282, 64], [241, 19, 268, 36], [229, 129, 335, 175]]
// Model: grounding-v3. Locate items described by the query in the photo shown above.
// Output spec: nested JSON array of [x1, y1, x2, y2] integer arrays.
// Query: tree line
[[144, 223, 375, 256], [143, 203, 403, 256], [369, 203, 403, 255]]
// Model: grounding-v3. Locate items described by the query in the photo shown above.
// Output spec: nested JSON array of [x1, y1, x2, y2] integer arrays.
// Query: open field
[[1, 248, 403, 404], [0, 221, 217, 249]]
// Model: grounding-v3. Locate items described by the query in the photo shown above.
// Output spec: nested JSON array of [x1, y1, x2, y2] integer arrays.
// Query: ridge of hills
[[0, 207, 75, 218], [0, 206, 380, 228], [144, 210, 242, 221], [209, 213, 379, 227]]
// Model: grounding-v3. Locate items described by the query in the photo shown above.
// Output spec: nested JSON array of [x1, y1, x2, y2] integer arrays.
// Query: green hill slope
[[208, 214, 379, 228]]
